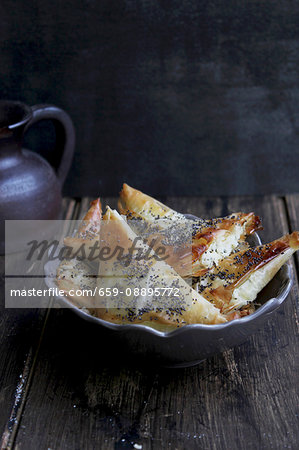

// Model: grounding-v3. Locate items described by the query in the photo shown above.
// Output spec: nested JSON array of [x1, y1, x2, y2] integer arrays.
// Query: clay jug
[[0, 100, 75, 253]]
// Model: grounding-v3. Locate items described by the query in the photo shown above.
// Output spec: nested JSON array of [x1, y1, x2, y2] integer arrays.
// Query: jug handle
[[25, 104, 75, 186]]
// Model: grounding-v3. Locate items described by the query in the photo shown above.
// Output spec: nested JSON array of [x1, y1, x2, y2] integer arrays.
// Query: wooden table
[[0, 195, 298, 450]]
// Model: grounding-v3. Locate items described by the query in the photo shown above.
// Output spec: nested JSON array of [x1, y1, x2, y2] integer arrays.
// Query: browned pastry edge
[[95, 207, 227, 326], [191, 212, 262, 274], [200, 231, 299, 310], [118, 184, 263, 277], [64, 198, 102, 253], [118, 183, 182, 219]]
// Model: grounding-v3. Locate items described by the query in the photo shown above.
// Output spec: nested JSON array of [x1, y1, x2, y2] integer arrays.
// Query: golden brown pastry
[[191, 212, 261, 276], [95, 207, 226, 326], [56, 198, 101, 309], [118, 184, 261, 277], [118, 183, 186, 222], [195, 231, 299, 315], [56, 258, 96, 310], [63, 198, 102, 254], [54, 188, 297, 329]]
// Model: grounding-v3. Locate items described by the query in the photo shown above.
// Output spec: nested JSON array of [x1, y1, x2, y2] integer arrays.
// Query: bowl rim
[[43, 214, 294, 338]]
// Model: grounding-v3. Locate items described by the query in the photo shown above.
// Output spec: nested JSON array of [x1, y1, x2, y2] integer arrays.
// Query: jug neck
[[0, 125, 24, 158], [0, 126, 26, 172], [0, 100, 32, 160]]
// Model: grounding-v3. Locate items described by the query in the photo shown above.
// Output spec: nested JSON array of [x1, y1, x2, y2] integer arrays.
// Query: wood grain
[[9, 196, 299, 450], [139, 196, 299, 450], [0, 198, 77, 449]]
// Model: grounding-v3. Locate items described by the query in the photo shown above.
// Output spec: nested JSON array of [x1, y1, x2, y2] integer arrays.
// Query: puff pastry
[[95, 207, 226, 326], [191, 212, 261, 276], [118, 184, 261, 277], [55, 189, 298, 329], [56, 199, 101, 308], [56, 258, 96, 310], [63, 198, 102, 254], [196, 231, 299, 314], [118, 183, 186, 223]]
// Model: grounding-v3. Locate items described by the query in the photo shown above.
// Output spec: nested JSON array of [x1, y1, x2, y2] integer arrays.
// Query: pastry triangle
[[63, 198, 102, 254], [196, 231, 299, 315], [56, 198, 101, 309], [95, 207, 226, 326], [118, 183, 186, 223], [118, 184, 261, 277], [191, 212, 261, 276], [56, 258, 96, 310]]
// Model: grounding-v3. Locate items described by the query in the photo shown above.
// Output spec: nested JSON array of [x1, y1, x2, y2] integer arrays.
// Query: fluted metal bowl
[[44, 216, 293, 367]]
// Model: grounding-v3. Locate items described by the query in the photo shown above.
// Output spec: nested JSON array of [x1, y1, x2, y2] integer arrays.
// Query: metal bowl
[[44, 217, 293, 368]]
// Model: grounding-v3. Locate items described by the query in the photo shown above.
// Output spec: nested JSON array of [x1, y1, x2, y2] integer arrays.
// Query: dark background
[[0, 0, 298, 197]]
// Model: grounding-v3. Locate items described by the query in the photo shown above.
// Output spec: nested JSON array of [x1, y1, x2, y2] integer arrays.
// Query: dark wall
[[0, 0, 298, 197]]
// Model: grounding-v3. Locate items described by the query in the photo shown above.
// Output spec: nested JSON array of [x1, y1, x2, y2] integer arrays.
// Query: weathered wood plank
[[12, 196, 299, 450], [0, 198, 77, 449], [138, 196, 299, 450]]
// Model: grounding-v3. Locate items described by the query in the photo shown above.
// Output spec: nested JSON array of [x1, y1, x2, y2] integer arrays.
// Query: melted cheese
[[200, 223, 246, 268]]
